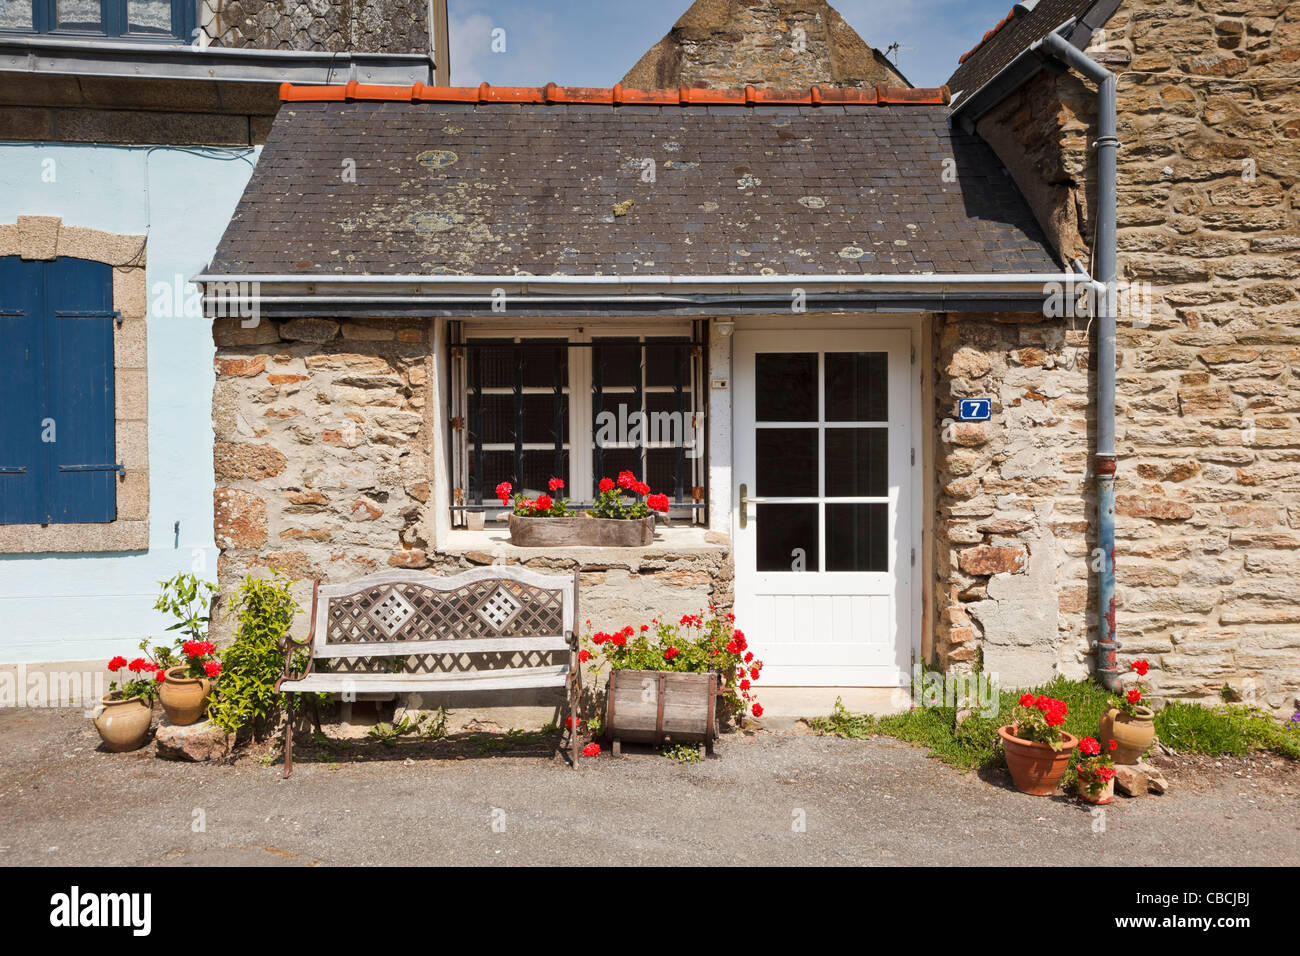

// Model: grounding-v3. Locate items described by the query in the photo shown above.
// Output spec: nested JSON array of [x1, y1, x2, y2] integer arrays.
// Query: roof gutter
[[1039, 26, 1122, 693], [0, 35, 435, 85], [193, 271, 1083, 317]]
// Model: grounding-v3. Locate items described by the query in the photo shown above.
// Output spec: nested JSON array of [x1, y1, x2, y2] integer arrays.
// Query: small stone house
[[196, 0, 1300, 714]]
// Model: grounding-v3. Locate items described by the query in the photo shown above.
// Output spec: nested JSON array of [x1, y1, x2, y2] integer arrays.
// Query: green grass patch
[[810, 675, 1297, 778], [1156, 702, 1300, 759]]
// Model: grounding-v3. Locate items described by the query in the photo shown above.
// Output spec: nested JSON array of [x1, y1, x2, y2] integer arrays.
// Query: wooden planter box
[[508, 514, 656, 548], [604, 669, 719, 755]]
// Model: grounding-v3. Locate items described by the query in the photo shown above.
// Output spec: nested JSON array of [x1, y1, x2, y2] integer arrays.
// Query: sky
[[447, 0, 1015, 90]]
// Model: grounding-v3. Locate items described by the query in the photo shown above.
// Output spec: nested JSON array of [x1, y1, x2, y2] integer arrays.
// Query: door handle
[[738, 483, 768, 530]]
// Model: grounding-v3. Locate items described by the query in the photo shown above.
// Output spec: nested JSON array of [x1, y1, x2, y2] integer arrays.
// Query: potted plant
[[146, 573, 222, 726], [998, 693, 1078, 795], [1075, 735, 1118, 804], [1099, 659, 1155, 763], [500, 472, 671, 547], [583, 608, 763, 754], [92, 656, 163, 752]]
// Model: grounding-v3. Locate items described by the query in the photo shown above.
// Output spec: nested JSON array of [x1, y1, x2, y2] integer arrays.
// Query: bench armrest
[[275, 580, 319, 692]]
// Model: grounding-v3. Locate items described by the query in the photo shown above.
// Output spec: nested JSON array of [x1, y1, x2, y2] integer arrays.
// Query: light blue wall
[[0, 143, 258, 663]]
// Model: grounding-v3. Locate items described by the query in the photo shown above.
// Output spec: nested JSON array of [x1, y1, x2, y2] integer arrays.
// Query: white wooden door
[[733, 329, 913, 686]]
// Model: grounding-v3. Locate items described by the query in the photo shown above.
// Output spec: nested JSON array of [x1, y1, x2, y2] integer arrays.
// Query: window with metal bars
[[454, 328, 704, 526]]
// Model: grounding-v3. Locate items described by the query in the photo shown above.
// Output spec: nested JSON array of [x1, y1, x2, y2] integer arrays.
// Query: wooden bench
[[276, 566, 581, 776]]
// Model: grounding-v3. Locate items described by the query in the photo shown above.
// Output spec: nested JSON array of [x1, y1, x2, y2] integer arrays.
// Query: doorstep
[[754, 686, 912, 731]]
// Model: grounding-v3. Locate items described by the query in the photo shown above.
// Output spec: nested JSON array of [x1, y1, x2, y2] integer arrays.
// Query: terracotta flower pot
[[92, 694, 153, 752], [1077, 774, 1115, 805], [1099, 706, 1154, 764], [998, 725, 1078, 795], [158, 666, 211, 726]]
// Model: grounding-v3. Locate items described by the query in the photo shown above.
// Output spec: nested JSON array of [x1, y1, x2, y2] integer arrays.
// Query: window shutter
[[44, 257, 117, 524], [0, 257, 47, 525]]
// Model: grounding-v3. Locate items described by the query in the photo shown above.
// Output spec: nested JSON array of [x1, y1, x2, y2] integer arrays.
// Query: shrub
[[207, 571, 311, 738]]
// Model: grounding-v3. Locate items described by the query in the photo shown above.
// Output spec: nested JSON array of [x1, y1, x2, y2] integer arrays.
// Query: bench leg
[[310, 699, 323, 735], [283, 693, 295, 779], [570, 677, 579, 769]]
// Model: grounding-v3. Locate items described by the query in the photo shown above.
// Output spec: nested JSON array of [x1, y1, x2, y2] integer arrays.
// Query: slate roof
[[946, 0, 1114, 99], [207, 93, 1059, 279]]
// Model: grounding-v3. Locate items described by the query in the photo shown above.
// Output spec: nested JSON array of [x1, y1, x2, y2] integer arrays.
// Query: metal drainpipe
[[1039, 29, 1121, 691]]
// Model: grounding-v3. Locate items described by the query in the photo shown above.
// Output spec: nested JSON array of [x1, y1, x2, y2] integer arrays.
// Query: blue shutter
[[44, 257, 118, 524], [0, 256, 47, 524]]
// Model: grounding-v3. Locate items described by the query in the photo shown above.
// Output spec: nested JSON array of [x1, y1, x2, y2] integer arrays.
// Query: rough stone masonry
[[942, 0, 1300, 711], [210, 316, 731, 647]]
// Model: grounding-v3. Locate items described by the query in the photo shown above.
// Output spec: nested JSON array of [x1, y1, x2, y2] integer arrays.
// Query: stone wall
[[622, 0, 908, 89], [201, 0, 429, 53], [951, 0, 1300, 709], [210, 317, 733, 646], [932, 312, 1094, 688]]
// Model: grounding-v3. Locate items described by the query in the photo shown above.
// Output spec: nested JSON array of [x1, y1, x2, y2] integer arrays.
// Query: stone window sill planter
[[507, 514, 656, 548]]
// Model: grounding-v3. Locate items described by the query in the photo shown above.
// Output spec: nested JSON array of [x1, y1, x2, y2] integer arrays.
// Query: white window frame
[[450, 319, 705, 526]]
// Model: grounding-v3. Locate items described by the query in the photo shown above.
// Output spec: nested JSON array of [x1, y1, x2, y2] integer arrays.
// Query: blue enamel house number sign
[[958, 398, 992, 422]]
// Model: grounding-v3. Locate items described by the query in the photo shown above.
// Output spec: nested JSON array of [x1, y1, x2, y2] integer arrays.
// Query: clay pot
[[158, 667, 211, 726], [999, 725, 1078, 795], [1077, 774, 1115, 805], [1099, 706, 1154, 764], [92, 694, 153, 752]]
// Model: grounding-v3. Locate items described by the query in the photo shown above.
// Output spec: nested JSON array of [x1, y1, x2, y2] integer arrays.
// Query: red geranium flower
[[599, 477, 615, 493], [647, 493, 670, 513], [582, 743, 600, 757], [616, 470, 637, 490], [664, 647, 679, 661], [611, 633, 626, 647], [1108, 738, 1118, 751], [749, 666, 760, 680], [1019, 693, 1035, 707], [1079, 736, 1100, 756], [495, 481, 512, 505], [204, 661, 222, 679], [548, 477, 564, 493], [107, 656, 128, 672], [1127, 689, 1142, 704], [156, 670, 166, 682], [751, 704, 764, 718], [565, 716, 581, 730], [578, 649, 591, 663], [634, 481, 651, 496], [1131, 659, 1150, 677], [128, 658, 147, 674]]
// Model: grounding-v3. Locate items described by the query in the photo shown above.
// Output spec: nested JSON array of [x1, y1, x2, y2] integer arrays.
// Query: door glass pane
[[824, 427, 887, 497], [755, 428, 817, 496], [756, 353, 816, 422], [0, 1, 35, 30], [57, 0, 100, 30], [756, 504, 819, 572], [825, 352, 887, 422], [128, 0, 171, 34], [826, 503, 888, 571]]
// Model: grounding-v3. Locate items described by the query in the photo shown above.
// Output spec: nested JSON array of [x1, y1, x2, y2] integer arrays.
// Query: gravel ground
[[2, 707, 1297, 867]]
